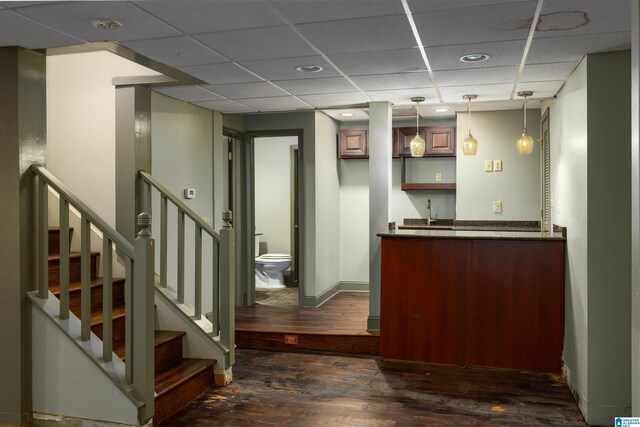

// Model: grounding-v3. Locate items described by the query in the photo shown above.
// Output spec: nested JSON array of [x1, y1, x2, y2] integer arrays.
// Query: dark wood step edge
[[155, 359, 214, 398]]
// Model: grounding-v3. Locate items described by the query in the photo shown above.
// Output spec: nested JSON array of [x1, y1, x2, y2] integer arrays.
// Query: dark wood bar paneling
[[380, 236, 565, 373]]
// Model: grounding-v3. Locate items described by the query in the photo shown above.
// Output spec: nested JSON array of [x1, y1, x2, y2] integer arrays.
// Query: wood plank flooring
[[163, 349, 587, 426], [236, 292, 379, 355]]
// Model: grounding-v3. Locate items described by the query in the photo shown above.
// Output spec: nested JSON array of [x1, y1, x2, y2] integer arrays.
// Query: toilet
[[255, 235, 291, 289]]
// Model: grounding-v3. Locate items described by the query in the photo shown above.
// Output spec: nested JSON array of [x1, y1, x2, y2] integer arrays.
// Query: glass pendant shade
[[516, 131, 534, 155], [462, 133, 478, 155], [462, 94, 478, 156], [410, 134, 426, 157]]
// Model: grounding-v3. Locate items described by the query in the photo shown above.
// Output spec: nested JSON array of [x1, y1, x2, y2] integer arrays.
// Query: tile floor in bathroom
[[255, 286, 298, 306]]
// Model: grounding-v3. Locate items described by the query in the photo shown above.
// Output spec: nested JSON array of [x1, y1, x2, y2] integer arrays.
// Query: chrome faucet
[[426, 199, 436, 225]]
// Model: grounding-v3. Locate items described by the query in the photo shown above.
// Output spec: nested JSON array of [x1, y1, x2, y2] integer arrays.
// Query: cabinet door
[[339, 129, 368, 158], [394, 127, 427, 157], [426, 127, 456, 156]]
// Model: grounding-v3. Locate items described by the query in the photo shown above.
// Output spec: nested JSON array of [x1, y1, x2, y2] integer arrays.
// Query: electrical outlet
[[493, 201, 502, 213], [484, 160, 493, 172], [435, 172, 442, 182], [494, 160, 502, 172]]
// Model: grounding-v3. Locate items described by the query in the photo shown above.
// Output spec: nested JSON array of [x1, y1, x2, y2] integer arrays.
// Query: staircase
[[48, 227, 215, 424]]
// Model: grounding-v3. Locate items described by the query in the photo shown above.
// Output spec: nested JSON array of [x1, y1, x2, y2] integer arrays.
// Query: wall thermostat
[[184, 188, 196, 199]]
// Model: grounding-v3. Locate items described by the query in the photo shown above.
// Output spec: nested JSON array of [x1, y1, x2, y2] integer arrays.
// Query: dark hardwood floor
[[163, 349, 586, 426]]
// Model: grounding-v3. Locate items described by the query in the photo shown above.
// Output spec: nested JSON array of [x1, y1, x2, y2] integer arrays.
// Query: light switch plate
[[435, 172, 442, 182], [484, 160, 493, 172], [493, 201, 502, 213], [494, 160, 502, 171]]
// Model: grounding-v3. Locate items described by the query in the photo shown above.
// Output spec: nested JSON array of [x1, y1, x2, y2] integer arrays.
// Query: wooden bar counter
[[377, 229, 565, 373]]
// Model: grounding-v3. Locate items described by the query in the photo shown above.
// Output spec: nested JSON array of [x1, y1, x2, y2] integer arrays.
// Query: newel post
[[133, 212, 155, 424], [219, 210, 236, 366]]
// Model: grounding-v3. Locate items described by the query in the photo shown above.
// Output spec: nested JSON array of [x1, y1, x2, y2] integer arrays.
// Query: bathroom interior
[[254, 136, 299, 306]]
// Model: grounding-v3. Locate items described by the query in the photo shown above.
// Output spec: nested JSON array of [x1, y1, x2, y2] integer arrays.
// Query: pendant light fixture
[[516, 91, 534, 155], [409, 96, 425, 157], [462, 94, 478, 156]]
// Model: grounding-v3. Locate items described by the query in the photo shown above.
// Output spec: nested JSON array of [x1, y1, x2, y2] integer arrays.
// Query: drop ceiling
[[0, 0, 631, 119]]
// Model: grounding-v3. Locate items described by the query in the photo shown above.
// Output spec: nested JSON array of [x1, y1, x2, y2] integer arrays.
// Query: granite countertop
[[378, 228, 566, 241]]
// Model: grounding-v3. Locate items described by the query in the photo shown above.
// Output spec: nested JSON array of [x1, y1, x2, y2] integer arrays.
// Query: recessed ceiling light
[[435, 108, 449, 112], [92, 19, 123, 30], [340, 113, 354, 117], [459, 53, 490, 63], [295, 65, 323, 73]]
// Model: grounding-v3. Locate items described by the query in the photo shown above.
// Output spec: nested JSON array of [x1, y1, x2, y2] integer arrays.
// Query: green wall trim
[[367, 316, 380, 332], [301, 281, 369, 308]]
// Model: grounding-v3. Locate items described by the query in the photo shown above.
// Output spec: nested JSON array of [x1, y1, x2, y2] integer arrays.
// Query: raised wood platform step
[[236, 292, 379, 355]]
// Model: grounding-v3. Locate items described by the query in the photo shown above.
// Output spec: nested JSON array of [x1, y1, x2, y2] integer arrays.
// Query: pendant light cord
[[523, 97, 527, 131], [467, 98, 472, 134], [415, 102, 419, 135]]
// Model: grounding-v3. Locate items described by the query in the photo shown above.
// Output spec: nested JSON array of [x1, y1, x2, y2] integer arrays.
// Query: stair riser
[[155, 337, 184, 373], [48, 254, 98, 286], [154, 368, 213, 425], [92, 315, 126, 350], [62, 279, 126, 316], [48, 228, 73, 257]]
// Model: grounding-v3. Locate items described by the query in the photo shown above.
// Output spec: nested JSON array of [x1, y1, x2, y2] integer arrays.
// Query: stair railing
[[137, 171, 235, 367], [31, 165, 155, 424]]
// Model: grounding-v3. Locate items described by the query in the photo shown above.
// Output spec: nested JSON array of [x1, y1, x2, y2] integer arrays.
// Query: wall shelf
[[400, 183, 456, 191]]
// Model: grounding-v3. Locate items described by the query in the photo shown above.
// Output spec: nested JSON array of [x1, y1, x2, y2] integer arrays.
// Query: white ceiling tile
[[298, 92, 370, 108], [178, 63, 262, 85], [367, 88, 439, 104], [520, 62, 578, 83], [0, 2, 51, 8], [17, 2, 180, 42], [154, 86, 224, 102], [192, 99, 256, 114], [537, 0, 630, 38], [195, 26, 316, 61], [0, 10, 82, 48], [268, 0, 404, 24], [439, 84, 515, 103], [296, 15, 416, 54], [201, 82, 290, 99], [426, 40, 525, 71], [527, 32, 630, 64], [321, 108, 369, 122], [515, 80, 564, 98], [273, 77, 356, 95], [350, 72, 432, 91], [413, 2, 538, 47], [239, 56, 341, 80], [407, 0, 535, 13], [328, 48, 425, 76], [239, 96, 311, 111], [436, 66, 518, 87], [123, 36, 228, 67], [136, 0, 285, 34]]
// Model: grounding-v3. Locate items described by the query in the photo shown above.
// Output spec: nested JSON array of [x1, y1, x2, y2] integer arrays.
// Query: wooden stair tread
[[90, 304, 126, 326], [113, 330, 186, 359], [48, 251, 99, 261], [49, 276, 125, 294], [155, 358, 214, 397]]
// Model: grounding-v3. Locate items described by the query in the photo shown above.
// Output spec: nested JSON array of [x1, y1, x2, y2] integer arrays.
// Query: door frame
[[245, 129, 305, 306]]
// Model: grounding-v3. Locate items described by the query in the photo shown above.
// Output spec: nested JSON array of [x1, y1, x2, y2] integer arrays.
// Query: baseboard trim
[[301, 281, 369, 308], [367, 316, 380, 332]]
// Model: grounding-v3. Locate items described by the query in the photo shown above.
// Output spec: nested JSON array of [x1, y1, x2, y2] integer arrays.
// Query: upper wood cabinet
[[426, 127, 456, 156], [394, 126, 456, 157], [339, 129, 368, 158]]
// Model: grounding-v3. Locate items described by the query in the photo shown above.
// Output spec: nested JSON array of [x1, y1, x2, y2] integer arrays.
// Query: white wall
[[150, 91, 214, 314], [47, 51, 160, 226], [339, 159, 369, 283], [456, 109, 541, 220], [545, 57, 589, 415], [314, 112, 341, 296], [254, 136, 298, 255], [546, 50, 632, 424]]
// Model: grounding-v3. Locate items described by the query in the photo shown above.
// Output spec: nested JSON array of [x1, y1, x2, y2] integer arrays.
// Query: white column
[[631, 0, 640, 415], [368, 101, 392, 331]]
